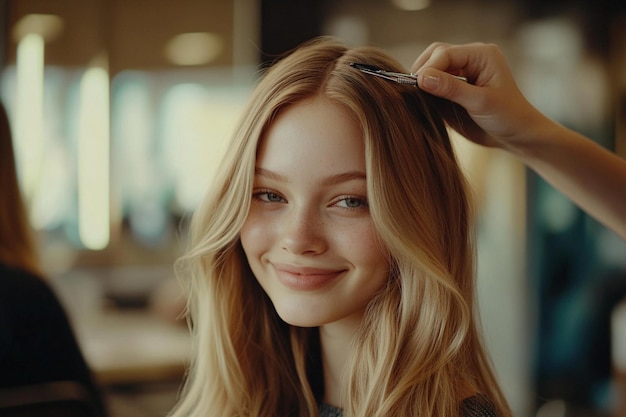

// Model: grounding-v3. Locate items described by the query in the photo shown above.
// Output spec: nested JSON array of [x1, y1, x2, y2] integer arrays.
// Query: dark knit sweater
[[318, 394, 500, 417]]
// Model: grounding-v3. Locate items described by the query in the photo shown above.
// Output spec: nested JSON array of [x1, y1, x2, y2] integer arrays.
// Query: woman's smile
[[272, 263, 348, 291]]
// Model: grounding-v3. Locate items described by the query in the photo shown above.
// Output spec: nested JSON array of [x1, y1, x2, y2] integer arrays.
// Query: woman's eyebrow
[[320, 171, 366, 186], [255, 167, 366, 186], [255, 167, 286, 182]]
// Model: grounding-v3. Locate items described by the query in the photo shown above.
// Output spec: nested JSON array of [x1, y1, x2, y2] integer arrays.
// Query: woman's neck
[[319, 315, 361, 408]]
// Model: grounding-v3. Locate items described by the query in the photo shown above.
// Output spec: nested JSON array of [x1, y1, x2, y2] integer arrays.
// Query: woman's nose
[[280, 206, 327, 255]]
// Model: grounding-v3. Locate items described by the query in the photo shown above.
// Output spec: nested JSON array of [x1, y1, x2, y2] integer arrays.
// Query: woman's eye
[[335, 196, 368, 209], [255, 191, 285, 203]]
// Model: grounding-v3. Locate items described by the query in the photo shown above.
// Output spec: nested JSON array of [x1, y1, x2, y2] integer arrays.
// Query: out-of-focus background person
[[0, 101, 108, 416]]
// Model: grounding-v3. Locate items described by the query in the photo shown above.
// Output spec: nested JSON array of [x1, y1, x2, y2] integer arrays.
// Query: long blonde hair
[[171, 37, 511, 417], [0, 102, 41, 276]]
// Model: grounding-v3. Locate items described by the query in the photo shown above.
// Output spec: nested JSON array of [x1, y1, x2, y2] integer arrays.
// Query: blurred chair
[[0, 381, 100, 417]]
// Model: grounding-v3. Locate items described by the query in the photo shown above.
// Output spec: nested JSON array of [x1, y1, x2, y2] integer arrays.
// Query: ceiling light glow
[[391, 0, 430, 11], [13, 13, 64, 43], [164, 32, 223, 66]]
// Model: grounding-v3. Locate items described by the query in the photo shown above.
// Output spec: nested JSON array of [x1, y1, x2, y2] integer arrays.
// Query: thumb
[[417, 68, 471, 107]]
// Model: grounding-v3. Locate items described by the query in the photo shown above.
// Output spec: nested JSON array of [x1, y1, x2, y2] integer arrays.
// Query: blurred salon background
[[0, 0, 625, 416]]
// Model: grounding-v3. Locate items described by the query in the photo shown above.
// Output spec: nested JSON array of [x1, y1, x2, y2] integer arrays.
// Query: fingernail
[[422, 74, 439, 90]]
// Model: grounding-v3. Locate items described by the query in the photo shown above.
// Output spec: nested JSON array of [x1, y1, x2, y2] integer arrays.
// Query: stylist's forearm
[[512, 120, 626, 239]]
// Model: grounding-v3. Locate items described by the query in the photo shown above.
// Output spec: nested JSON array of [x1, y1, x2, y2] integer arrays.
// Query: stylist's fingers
[[412, 42, 506, 85], [416, 68, 481, 112], [411, 42, 484, 78], [411, 42, 453, 73]]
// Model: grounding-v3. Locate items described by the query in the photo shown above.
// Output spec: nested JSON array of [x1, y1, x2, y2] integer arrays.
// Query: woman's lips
[[272, 263, 345, 291]]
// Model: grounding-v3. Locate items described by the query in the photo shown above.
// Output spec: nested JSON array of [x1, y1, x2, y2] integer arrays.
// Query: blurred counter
[[75, 309, 190, 386], [50, 266, 190, 386]]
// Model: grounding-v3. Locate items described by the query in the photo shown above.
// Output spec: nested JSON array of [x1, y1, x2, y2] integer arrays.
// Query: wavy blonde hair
[[171, 37, 511, 417], [0, 102, 41, 276]]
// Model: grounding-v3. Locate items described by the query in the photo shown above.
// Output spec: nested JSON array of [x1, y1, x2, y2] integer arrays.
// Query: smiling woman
[[170, 37, 512, 417], [240, 95, 389, 329]]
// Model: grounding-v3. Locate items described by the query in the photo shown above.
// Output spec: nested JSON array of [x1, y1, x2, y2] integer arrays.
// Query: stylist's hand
[[412, 42, 550, 152]]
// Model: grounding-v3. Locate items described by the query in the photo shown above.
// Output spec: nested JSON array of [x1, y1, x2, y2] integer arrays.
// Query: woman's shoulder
[[0, 263, 63, 315], [0, 262, 49, 296], [460, 394, 501, 417]]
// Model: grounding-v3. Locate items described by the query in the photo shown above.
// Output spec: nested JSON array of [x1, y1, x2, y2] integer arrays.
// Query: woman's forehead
[[255, 95, 366, 177]]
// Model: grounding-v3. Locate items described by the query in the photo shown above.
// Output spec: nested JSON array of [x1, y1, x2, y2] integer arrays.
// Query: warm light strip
[[391, 0, 430, 11], [78, 66, 110, 250], [14, 33, 44, 200]]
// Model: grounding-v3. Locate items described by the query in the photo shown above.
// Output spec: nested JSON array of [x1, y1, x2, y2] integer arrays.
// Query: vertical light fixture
[[14, 33, 45, 200], [12, 13, 64, 203], [78, 57, 110, 250]]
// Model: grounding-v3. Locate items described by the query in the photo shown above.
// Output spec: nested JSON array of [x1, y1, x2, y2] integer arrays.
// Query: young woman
[[170, 37, 511, 417]]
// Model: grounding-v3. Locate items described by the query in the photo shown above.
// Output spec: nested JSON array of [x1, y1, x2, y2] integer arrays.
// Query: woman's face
[[240, 95, 390, 329]]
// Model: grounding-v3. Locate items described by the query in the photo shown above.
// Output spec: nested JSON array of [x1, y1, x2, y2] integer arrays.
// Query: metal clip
[[349, 62, 467, 86]]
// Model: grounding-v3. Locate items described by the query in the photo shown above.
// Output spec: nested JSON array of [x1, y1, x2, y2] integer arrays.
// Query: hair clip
[[349, 62, 467, 86]]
